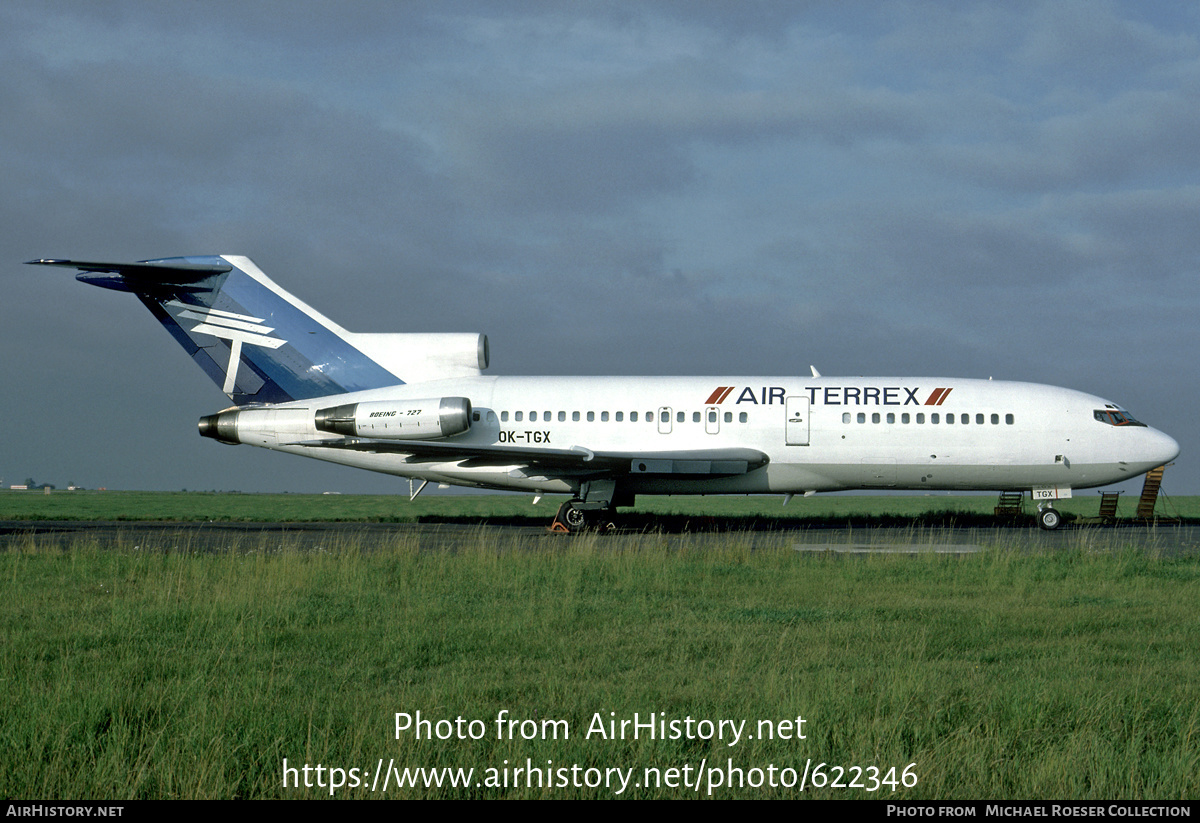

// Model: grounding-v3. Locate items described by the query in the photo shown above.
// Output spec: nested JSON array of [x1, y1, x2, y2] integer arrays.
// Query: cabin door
[[705, 406, 720, 434], [657, 406, 673, 435], [785, 396, 809, 446]]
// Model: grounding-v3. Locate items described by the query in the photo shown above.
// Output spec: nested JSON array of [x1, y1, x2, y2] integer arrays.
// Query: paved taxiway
[[2, 520, 1197, 555]]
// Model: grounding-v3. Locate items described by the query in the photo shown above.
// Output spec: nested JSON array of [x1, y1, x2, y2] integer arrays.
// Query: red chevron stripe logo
[[925, 387, 953, 405], [704, 386, 736, 405]]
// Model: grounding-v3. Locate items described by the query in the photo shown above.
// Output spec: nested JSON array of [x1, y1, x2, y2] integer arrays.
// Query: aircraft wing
[[291, 437, 768, 477]]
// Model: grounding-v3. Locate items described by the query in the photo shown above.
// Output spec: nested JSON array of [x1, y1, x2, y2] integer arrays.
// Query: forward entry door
[[785, 396, 809, 446]]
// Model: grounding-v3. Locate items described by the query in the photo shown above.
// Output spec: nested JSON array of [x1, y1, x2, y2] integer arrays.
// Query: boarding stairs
[[1097, 492, 1121, 524], [1135, 465, 1168, 521], [994, 491, 1025, 519]]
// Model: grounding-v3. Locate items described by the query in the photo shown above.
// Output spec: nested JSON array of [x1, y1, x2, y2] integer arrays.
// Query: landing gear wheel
[[1038, 507, 1062, 530], [549, 500, 589, 533], [564, 504, 587, 530], [550, 496, 621, 534]]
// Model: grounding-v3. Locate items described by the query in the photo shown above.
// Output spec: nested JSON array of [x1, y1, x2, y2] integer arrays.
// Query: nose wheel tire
[[1038, 507, 1062, 530]]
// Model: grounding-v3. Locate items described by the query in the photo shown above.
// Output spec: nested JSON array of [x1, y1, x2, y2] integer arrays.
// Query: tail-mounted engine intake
[[314, 397, 472, 440]]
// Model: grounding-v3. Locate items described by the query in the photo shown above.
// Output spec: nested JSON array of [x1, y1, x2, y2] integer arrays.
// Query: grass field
[[1, 493, 1197, 799]]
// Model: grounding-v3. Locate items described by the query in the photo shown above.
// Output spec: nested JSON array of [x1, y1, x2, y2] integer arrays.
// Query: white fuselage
[[230, 375, 1180, 497], [44, 255, 1179, 511]]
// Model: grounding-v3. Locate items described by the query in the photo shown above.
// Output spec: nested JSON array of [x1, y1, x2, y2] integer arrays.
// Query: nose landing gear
[[1037, 505, 1062, 530]]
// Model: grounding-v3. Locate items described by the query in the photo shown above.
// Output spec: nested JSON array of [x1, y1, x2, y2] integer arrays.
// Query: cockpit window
[[1093, 409, 1146, 427]]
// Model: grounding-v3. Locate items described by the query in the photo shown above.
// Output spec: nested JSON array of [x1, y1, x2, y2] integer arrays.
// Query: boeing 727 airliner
[[29, 255, 1180, 530]]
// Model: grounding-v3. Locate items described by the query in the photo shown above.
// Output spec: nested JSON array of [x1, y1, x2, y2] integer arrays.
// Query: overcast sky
[[3, 1, 1197, 498]]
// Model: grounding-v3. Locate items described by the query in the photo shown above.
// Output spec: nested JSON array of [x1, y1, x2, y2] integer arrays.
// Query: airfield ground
[[2, 493, 1197, 799]]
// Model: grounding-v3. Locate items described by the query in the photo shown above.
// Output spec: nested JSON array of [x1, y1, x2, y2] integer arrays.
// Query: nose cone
[[1144, 428, 1181, 469]]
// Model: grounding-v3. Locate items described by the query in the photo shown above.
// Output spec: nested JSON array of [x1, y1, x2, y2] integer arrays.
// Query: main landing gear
[[547, 479, 626, 533], [549, 499, 616, 533]]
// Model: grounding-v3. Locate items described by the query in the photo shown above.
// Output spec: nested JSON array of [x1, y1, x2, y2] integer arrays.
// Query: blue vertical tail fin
[[29, 255, 486, 405]]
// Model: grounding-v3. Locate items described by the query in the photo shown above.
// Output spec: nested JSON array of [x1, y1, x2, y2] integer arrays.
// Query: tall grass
[[2, 529, 1197, 798]]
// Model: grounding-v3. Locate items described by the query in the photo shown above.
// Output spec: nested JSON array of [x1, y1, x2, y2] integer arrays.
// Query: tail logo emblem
[[168, 301, 286, 394]]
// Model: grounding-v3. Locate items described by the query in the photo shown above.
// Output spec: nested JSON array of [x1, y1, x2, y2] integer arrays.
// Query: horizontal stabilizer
[[27, 258, 233, 283]]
